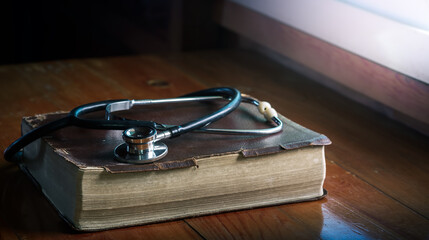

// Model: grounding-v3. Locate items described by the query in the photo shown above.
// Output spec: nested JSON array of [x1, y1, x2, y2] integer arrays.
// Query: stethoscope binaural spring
[[3, 87, 282, 164]]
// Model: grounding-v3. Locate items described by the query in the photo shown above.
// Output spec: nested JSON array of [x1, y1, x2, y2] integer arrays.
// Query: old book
[[20, 101, 330, 231]]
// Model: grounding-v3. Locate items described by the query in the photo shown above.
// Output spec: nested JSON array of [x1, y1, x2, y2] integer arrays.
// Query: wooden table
[[0, 50, 428, 239]]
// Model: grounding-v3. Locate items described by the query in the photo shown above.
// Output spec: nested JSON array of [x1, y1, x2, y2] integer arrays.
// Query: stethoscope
[[4, 87, 282, 164]]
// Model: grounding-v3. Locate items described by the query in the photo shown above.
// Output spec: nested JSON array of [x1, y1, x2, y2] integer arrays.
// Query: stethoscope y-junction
[[4, 87, 282, 164]]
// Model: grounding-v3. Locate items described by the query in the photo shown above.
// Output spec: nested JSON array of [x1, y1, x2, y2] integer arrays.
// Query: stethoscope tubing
[[3, 87, 241, 162]]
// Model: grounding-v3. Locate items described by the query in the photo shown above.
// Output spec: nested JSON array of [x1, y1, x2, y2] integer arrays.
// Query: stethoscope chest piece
[[114, 127, 168, 164]]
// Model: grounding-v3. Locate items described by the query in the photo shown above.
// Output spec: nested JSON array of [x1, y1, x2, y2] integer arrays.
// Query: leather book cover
[[22, 100, 331, 173]]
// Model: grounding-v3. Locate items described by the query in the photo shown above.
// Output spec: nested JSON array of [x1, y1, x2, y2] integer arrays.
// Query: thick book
[[20, 100, 331, 231]]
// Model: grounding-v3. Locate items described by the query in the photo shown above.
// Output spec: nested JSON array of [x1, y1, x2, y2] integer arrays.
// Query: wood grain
[[215, 0, 429, 135], [280, 198, 398, 240], [0, 50, 428, 239], [322, 161, 428, 239], [168, 50, 429, 237], [185, 206, 322, 239]]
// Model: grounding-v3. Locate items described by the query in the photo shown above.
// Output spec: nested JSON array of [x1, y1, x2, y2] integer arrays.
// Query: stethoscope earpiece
[[114, 127, 168, 164]]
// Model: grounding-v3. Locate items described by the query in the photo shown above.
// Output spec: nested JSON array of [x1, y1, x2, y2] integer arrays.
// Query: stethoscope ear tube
[[69, 99, 157, 130], [168, 87, 241, 137]]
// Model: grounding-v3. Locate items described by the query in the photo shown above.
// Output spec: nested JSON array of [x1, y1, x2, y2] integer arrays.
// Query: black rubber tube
[[3, 116, 72, 162], [3, 87, 241, 162], [169, 87, 241, 137]]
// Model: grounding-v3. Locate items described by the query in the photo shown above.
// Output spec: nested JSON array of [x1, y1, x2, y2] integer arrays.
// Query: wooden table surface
[[0, 50, 428, 239]]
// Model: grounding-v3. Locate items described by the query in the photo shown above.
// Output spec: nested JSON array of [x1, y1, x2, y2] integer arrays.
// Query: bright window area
[[231, 0, 429, 83], [340, 0, 429, 31]]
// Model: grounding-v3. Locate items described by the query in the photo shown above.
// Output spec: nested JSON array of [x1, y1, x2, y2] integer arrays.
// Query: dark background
[[0, 0, 232, 65]]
